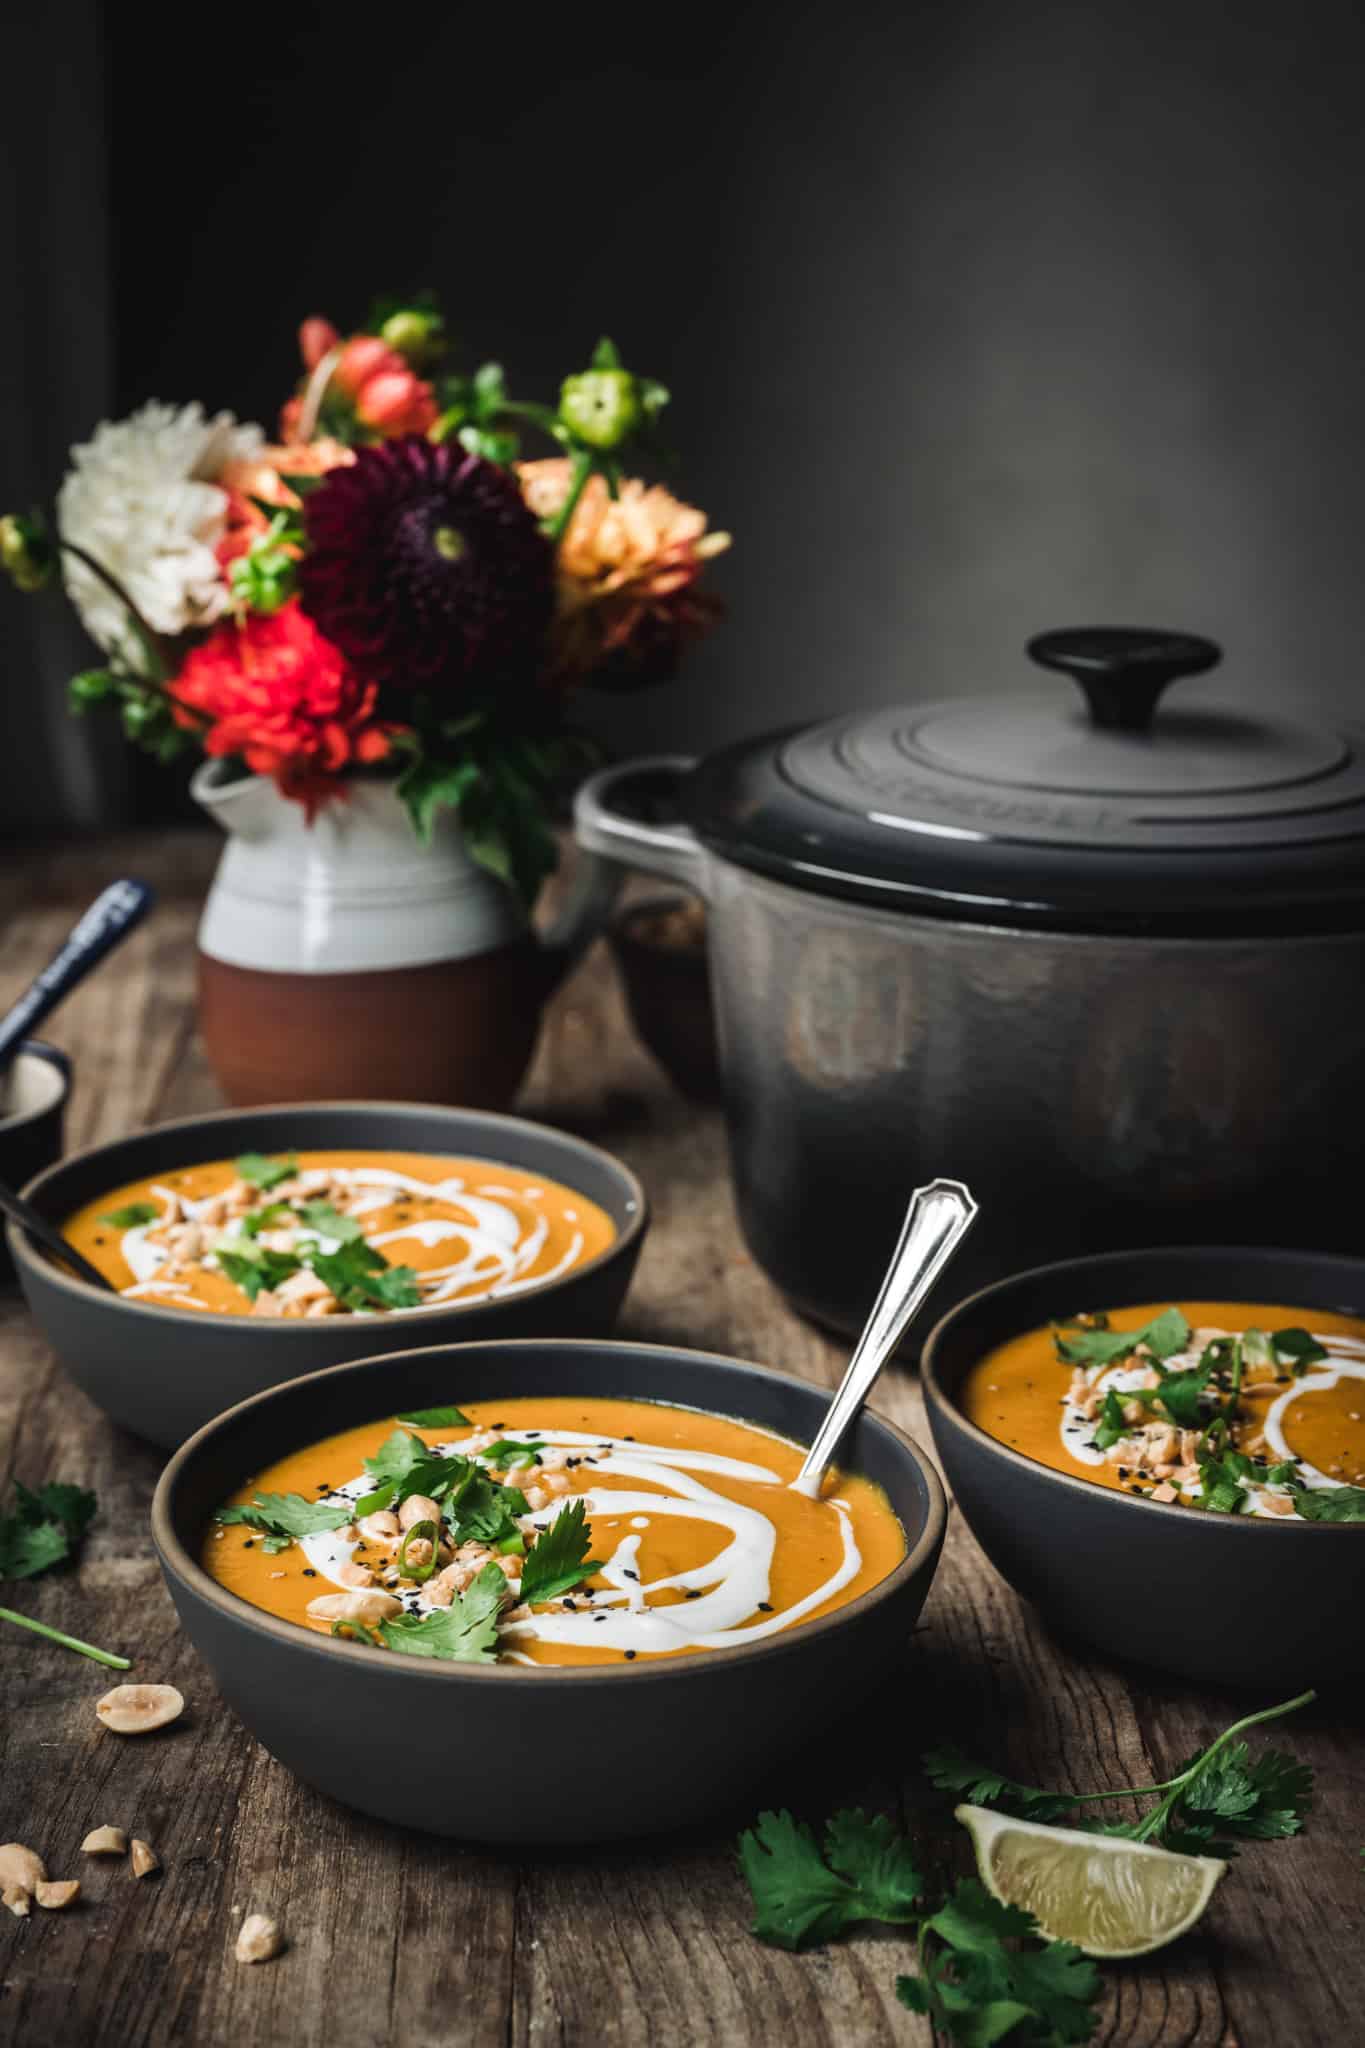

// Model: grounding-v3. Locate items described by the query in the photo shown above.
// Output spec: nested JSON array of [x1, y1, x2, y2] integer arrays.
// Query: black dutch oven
[[575, 629, 1365, 1335]]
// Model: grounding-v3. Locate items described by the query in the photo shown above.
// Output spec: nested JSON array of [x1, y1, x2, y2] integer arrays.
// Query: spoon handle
[[791, 1177, 978, 1498], [0, 1177, 117, 1292], [0, 878, 155, 1074]]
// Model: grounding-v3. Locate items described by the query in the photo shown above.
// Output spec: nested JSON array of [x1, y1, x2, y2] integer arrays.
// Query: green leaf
[[590, 335, 622, 369], [98, 1201, 161, 1230], [0, 1479, 98, 1581], [363, 1429, 432, 1488], [1150, 1353, 1214, 1429], [215, 1492, 352, 1540], [239, 1201, 293, 1238], [235, 1151, 298, 1191], [215, 1244, 302, 1303], [0, 1517, 71, 1580], [1181, 1742, 1313, 1842], [275, 471, 324, 498], [395, 1405, 472, 1429], [69, 669, 121, 710], [738, 1811, 894, 1951], [823, 1810, 925, 1923], [922, 1746, 1078, 1824], [479, 1438, 542, 1468], [1273, 1327, 1330, 1373], [1090, 1388, 1130, 1452], [927, 1883, 1100, 2046], [519, 1497, 598, 1604], [445, 1467, 527, 1546], [310, 1239, 421, 1311], [1055, 1307, 1190, 1368], [378, 1561, 506, 1663], [395, 751, 482, 846], [1292, 1485, 1365, 1523], [297, 1200, 364, 1244]]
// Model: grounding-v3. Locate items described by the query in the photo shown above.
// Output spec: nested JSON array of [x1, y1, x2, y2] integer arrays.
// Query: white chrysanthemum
[[57, 401, 264, 660]]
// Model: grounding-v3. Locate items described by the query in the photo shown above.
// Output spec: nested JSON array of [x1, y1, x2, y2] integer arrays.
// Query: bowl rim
[[0, 1040, 71, 1132], [152, 1336, 947, 1687], [921, 1241, 1365, 1536], [8, 1098, 648, 1331]]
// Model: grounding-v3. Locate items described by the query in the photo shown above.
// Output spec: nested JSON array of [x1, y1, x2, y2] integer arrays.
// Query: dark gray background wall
[[4, 0, 1362, 830]]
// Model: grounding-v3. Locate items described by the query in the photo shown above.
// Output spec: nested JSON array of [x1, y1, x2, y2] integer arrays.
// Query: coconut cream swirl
[[299, 1428, 863, 1656], [115, 1165, 584, 1309]]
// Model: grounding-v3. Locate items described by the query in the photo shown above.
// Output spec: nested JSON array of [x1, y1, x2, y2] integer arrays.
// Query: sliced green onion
[[397, 1519, 439, 1585]]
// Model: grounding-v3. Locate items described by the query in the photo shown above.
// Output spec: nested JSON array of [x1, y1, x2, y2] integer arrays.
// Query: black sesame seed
[[684, 1590, 701, 1600], [757, 1602, 774, 1613], [243, 1539, 254, 1549], [303, 1568, 317, 1577], [624, 1650, 637, 1661]]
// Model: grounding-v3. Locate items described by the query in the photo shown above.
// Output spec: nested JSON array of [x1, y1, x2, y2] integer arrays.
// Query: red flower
[[172, 602, 401, 817]]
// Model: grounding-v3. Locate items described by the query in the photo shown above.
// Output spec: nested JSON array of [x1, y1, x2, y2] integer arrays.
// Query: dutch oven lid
[[686, 629, 1365, 932]]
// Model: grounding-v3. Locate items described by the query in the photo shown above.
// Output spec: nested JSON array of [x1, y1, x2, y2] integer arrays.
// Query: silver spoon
[[791, 1177, 978, 1498], [0, 1176, 117, 1292]]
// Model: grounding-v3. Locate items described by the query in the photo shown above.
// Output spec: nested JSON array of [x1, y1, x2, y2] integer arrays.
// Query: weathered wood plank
[[0, 831, 1360, 2048]]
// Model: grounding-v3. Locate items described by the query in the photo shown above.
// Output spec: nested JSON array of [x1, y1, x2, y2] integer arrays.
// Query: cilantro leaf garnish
[[738, 1808, 923, 1949], [239, 1201, 293, 1238], [1291, 1485, 1365, 1523], [1090, 1388, 1129, 1453], [445, 1466, 527, 1544], [1055, 1305, 1190, 1368], [479, 1437, 542, 1468], [377, 1561, 506, 1662], [1180, 1742, 1313, 1841], [363, 1429, 432, 1487], [214, 1243, 303, 1303], [297, 1199, 365, 1244], [395, 1405, 472, 1428], [235, 1151, 299, 1191], [99, 1201, 161, 1230], [519, 1498, 598, 1604], [310, 1239, 421, 1311], [0, 1480, 129, 1669], [1273, 1327, 1330, 1373], [1149, 1353, 1215, 1429], [215, 1491, 352, 1542]]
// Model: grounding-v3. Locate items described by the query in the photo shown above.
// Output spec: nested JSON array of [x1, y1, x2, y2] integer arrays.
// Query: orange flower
[[171, 601, 400, 817], [519, 460, 730, 689], [279, 326, 438, 443], [214, 439, 356, 571]]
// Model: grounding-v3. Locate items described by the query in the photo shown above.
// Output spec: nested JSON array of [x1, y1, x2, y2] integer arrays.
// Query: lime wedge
[[956, 1803, 1227, 1958]]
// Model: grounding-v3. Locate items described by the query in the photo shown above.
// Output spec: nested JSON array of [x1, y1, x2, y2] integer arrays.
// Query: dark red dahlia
[[298, 438, 554, 694]]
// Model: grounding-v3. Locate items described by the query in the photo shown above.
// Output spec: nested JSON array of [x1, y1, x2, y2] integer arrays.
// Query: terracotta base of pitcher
[[197, 942, 548, 1109]]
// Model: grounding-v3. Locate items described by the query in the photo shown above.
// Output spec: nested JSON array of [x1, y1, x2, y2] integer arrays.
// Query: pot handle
[[572, 756, 709, 896]]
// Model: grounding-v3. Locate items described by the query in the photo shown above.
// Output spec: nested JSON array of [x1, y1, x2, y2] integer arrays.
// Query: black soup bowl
[[922, 1245, 1365, 1689], [10, 1102, 646, 1449], [153, 1339, 947, 1844]]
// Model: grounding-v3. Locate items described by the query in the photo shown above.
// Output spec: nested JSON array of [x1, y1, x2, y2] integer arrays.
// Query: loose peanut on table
[[95, 1683, 185, 1735], [130, 1840, 160, 1879], [234, 1912, 284, 1964], [35, 1881, 80, 1910], [0, 1845, 46, 1893], [81, 1826, 128, 1856]]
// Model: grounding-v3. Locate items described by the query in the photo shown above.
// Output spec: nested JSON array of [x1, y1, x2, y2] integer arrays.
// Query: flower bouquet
[[3, 296, 728, 909]]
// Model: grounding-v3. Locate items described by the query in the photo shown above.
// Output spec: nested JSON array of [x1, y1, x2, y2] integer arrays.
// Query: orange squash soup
[[204, 1397, 907, 1667], [962, 1300, 1365, 1520], [65, 1149, 615, 1319]]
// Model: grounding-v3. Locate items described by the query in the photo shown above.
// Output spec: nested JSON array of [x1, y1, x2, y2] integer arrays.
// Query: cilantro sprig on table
[[739, 1810, 1099, 2044], [0, 1480, 130, 1668], [741, 1693, 1317, 2044], [924, 1690, 1315, 1858]]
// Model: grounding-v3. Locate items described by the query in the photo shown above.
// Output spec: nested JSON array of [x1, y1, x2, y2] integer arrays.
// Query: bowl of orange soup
[[922, 1245, 1365, 1688], [9, 1103, 646, 1448], [152, 1337, 946, 1842]]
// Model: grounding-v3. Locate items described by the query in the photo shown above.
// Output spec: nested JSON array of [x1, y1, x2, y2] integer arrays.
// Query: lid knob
[[1027, 628, 1222, 733]]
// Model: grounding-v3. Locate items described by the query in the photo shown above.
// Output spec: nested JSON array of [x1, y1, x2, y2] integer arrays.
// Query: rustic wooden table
[[0, 832, 1360, 2048]]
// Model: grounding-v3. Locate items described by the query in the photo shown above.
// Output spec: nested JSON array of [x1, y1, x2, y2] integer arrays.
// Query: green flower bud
[[558, 368, 642, 451], [1, 512, 54, 593], [380, 309, 446, 365]]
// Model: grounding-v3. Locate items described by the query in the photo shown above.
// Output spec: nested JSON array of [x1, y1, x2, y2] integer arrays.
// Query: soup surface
[[204, 1396, 907, 1666], [962, 1300, 1365, 1520], [65, 1149, 616, 1319]]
